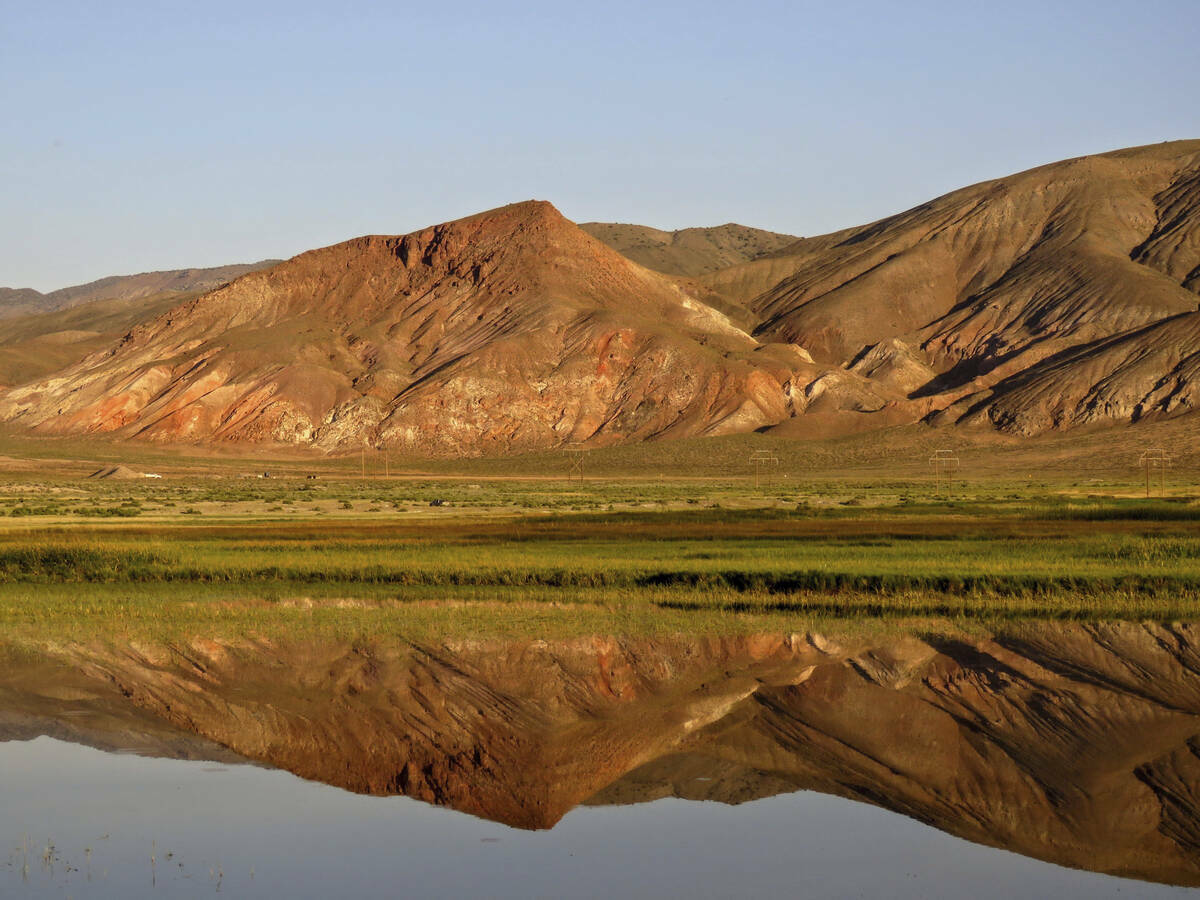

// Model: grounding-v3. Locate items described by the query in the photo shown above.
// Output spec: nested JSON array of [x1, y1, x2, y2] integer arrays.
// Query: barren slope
[[580, 222, 799, 277], [0, 202, 796, 455], [0, 292, 195, 389], [708, 140, 1200, 435], [5, 141, 1200, 450], [0, 260, 279, 319]]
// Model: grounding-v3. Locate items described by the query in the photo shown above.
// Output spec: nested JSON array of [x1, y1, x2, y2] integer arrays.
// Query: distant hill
[[0, 261, 280, 319], [0, 291, 199, 389], [0, 288, 45, 317], [579, 222, 798, 277]]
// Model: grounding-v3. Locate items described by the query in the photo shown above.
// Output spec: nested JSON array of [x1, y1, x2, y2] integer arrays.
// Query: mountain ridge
[[2, 140, 1200, 453], [0, 201, 794, 454], [0, 260, 281, 319]]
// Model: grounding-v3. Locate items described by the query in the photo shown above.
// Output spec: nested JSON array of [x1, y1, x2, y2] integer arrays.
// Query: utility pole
[[748, 449, 780, 491], [929, 449, 960, 498], [1139, 449, 1172, 498]]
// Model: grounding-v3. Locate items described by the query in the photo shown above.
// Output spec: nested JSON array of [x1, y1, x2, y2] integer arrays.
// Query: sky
[[2, 0, 1198, 292]]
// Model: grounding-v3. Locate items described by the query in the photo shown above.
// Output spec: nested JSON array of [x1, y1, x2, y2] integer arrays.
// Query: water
[[2, 737, 1190, 899], [2, 622, 1199, 897]]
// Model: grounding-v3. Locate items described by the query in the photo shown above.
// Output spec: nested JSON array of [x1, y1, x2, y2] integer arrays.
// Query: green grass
[[1, 500, 1199, 645]]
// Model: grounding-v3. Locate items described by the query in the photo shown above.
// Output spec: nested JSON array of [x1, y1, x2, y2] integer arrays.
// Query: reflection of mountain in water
[[3, 623, 1200, 886]]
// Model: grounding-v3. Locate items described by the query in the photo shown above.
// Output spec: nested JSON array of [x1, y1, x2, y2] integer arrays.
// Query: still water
[[2, 622, 1199, 897], [2, 737, 1191, 899]]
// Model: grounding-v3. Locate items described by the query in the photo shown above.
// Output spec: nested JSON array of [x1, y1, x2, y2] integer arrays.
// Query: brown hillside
[[4, 142, 1200, 451], [0, 202, 795, 455], [0, 288, 46, 319], [580, 222, 799, 277], [704, 140, 1200, 435], [745, 142, 1200, 364], [0, 260, 280, 319], [0, 292, 196, 389], [941, 310, 1200, 434]]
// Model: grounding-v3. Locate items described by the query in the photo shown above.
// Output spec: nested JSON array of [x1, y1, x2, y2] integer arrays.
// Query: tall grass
[[2, 505, 1199, 644]]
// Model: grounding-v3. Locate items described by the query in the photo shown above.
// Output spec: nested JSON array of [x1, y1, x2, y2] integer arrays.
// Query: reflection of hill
[[0, 650, 245, 762], [4, 624, 1200, 885]]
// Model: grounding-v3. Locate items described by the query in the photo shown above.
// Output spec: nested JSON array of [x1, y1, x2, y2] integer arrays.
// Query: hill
[[3, 141, 1200, 453], [0, 260, 280, 319], [702, 140, 1200, 435], [0, 202, 798, 455], [0, 291, 198, 389], [579, 222, 799, 277]]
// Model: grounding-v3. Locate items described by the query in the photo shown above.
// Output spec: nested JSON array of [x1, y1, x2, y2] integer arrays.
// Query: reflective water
[[3, 622, 1199, 897]]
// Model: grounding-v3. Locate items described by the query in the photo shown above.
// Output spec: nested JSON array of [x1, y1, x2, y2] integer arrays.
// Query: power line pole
[[748, 449, 780, 492], [1139, 448, 1172, 498], [564, 443, 588, 482], [929, 449, 960, 498]]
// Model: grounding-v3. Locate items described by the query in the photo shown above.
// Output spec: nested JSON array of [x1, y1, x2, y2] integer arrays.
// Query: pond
[[2, 622, 1198, 897]]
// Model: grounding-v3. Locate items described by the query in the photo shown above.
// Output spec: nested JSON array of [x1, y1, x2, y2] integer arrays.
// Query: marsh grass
[[1, 501, 1198, 645]]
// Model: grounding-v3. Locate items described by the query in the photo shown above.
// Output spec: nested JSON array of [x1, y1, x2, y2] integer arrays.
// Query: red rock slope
[[0, 202, 795, 455]]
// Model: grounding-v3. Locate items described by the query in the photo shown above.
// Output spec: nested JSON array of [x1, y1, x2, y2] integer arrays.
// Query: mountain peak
[[0, 196, 784, 454]]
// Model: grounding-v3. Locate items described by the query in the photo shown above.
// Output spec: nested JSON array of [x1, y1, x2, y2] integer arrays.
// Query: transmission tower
[[563, 443, 588, 482]]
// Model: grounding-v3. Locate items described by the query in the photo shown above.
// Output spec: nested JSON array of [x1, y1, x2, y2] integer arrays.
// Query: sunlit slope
[[3, 141, 1200, 452], [579, 222, 799, 277], [705, 141, 1200, 434], [0, 202, 795, 455]]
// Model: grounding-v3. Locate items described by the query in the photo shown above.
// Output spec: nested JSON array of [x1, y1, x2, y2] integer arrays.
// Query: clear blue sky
[[3, 0, 1197, 291]]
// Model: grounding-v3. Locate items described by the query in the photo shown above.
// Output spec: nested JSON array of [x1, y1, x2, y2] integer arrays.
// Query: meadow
[[2, 465, 1200, 645]]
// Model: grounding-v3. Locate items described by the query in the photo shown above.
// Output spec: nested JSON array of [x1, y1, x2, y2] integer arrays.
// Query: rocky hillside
[[0, 260, 279, 320], [707, 140, 1200, 435], [0, 202, 796, 455], [579, 222, 799, 277], [14, 623, 1200, 885], [2, 141, 1199, 451]]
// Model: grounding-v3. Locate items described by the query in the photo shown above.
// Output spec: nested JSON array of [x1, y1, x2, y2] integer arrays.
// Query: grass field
[[0, 418, 1198, 646], [2, 474, 1200, 645]]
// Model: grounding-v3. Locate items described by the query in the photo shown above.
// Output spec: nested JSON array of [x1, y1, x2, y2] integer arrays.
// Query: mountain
[[0, 288, 46, 318], [14, 624, 1200, 884], [2, 140, 1199, 452], [705, 140, 1200, 435], [579, 222, 799, 277], [0, 202, 794, 454], [0, 260, 280, 319]]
